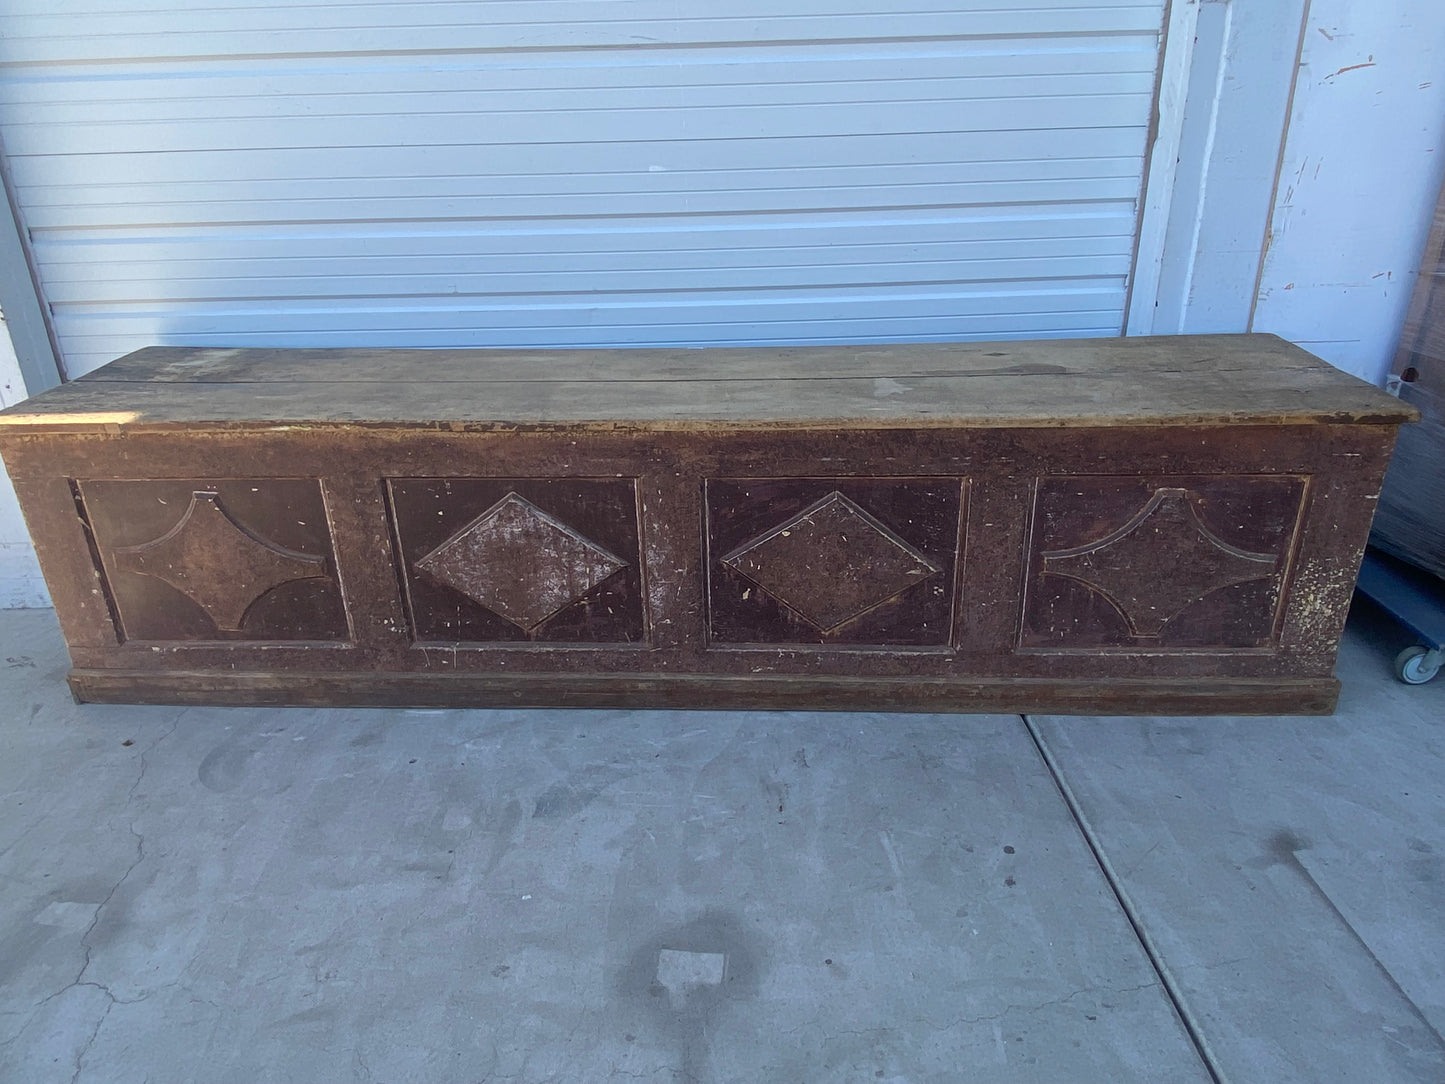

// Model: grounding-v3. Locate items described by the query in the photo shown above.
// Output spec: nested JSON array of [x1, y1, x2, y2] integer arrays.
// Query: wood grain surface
[[0, 335, 1415, 433]]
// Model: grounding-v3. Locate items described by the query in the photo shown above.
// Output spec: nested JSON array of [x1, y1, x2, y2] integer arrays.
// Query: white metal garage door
[[0, 1, 1166, 377]]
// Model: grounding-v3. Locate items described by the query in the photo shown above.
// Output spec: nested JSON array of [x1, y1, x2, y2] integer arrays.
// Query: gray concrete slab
[[1033, 600, 1445, 1084], [0, 609, 1208, 1084]]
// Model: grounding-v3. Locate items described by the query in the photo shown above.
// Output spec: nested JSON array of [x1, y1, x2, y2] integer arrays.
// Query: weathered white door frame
[[1128, 0, 1315, 338], [0, 132, 62, 395], [1125, 0, 1203, 336]]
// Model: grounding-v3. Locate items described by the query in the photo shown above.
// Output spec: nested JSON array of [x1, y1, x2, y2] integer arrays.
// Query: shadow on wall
[[0, 311, 49, 607]]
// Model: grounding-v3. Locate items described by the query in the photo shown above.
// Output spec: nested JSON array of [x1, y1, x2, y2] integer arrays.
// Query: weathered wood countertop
[[0, 334, 1416, 434]]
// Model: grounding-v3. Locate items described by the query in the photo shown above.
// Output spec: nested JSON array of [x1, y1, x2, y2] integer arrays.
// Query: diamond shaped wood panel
[[1021, 475, 1307, 650], [78, 479, 347, 642], [707, 478, 964, 646], [416, 493, 628, 631], [389, 478, 644, 644]]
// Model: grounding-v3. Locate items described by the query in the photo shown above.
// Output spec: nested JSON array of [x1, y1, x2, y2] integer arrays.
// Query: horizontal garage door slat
[[0, 2, 1164, 63], [36, 206, 1139, 264], [4, 95, 1154, 157], [2, 46, 1158, 111], [42, 258, 1134, 307], [26, 177, 1143, 232], [50, 287, 1130, 360], [23, 159, 1145, 226], [0, 1, 1164, 375], [14, 127, 1152, 190]]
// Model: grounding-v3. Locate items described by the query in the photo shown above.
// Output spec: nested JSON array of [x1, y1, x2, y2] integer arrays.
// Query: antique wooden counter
[[0, 335, 1416, 714]]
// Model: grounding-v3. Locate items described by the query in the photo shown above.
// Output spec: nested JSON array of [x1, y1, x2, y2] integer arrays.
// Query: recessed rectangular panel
[[1021, 475, 1307, 651], [706, 478, 965, 647], [388, 478, 645, 644], [77, 478, 347, 642]]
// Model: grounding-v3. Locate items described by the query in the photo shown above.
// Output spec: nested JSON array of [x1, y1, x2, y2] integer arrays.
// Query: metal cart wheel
[[1395, 645, 1443, 685]]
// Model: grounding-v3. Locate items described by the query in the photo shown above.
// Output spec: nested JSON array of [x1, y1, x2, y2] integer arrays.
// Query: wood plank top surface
[[0, 334, 1416, 434]]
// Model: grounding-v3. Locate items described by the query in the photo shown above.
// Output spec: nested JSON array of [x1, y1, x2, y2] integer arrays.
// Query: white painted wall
[[0, 310, 49, 607], [1252, 0, 1445, 384]]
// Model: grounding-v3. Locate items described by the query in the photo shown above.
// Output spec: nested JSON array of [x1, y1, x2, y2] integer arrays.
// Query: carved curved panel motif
[[707, 478, 964, 646], [389, 478, 644, 644], [1021, 475, 1306, 650], [112, 492, 327, 631], [78, 479, 347, 642]]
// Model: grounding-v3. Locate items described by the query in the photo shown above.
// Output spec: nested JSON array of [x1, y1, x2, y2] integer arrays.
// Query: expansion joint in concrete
[[1021, 713, 1229, 1084]]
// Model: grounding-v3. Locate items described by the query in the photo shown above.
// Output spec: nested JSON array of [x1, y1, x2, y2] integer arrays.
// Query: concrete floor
[[0, 601, 1441, 1084]]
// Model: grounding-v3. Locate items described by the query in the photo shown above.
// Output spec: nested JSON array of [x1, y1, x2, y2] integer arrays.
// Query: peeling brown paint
[[1327, 60, 1376, 81]]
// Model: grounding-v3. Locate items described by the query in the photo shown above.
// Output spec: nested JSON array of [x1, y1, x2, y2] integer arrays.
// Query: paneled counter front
[[0, 335, 1415, 714]]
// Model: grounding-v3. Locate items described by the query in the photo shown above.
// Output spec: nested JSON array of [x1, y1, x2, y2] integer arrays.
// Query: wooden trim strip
[[68, 667, 1340, 716]]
